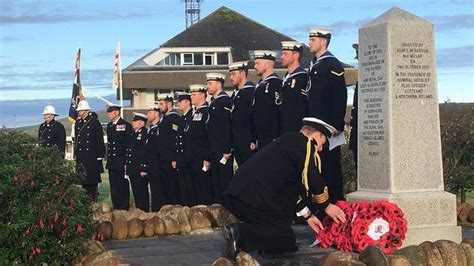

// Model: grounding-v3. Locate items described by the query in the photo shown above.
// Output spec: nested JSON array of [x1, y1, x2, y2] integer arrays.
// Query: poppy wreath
[[316, 200, 407, 254]]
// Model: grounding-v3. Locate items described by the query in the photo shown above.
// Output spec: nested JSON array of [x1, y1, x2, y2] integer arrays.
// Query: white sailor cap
[[189, 84, 207, 93], [147, 105, 160, 112], [157, 94, 174, 102], [206, 72, 226, 82], [228, 61, 249, 72], [175, 91, 191, 101], [302, 117, 337, 138], [309, 27, 332, 39], [106, 104, 122, 112], [281, 41, 305, 52], [253, 50, 277, 61], [132, 112, 148, 122]]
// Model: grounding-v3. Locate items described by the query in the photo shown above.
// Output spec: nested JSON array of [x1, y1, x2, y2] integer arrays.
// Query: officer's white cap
[[302, 117, 337, 138], [76, 100, 91, 111], [42, 105, 58, 116]]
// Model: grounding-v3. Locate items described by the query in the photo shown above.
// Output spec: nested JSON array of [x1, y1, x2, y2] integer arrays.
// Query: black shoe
[[223, 223, 242, 259]]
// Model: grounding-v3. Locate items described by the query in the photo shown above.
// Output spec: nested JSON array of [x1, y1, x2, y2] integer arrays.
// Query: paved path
[[105, 226, 474, 265]]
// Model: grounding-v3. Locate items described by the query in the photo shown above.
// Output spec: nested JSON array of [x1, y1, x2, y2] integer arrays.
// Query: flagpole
[[82, 87, 114, 105], [118, 41, 124, 117]]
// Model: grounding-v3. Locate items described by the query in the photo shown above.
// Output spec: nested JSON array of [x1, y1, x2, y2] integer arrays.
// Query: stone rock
[[419, 241, 443, 266], [127, 218, 144, 239], [90, 250, 127, 266], [139, 212, 155, 221], [460, 243, 473, 266], [319, 251, 361, 266], [152, 217, 165, 236], [157, 205, 180, 218], [84, 240, 106, 255], [387, 255, 411, 266], [457, 203, 468, 216], [101, 202, 112, 213], [468, 209, 474, 223], [112, 210, 128, 222], [458, 203, 473, 222], [97, 221, 113, 240], [143, 219, 155, 237], [393, 245, 426, 266], [162, 216, 180, 235], [434, 239, 467, 266], [462, 236, 474, 248], [127, 208, 146, 221], [360, 245, 389, 266], [236, 251, 260, 266], [182, 206, 191, 218], [81, 252, 100, 265], [208, 205, 236, 227], [112, 219, 128, 240], [189, 228, 216, 235], [99, 212, 113, 223], [189, 208, 213, 230], [177, 210, 192, 233], [212, 256, 233, 266]]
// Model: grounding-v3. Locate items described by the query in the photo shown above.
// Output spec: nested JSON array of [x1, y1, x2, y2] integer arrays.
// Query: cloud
[[436, 45, 474, 68], [0, 36, 30, 43], [93, 48, 151, 59], [427, 14, 474, 30]]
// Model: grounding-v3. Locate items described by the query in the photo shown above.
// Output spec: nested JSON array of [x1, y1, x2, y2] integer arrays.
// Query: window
[[217, 53, 229, 65], [163, 53, 180, 66], [194, 53, 203, 65], [183, 53, 193, 65], [205, 53, 214, 65]]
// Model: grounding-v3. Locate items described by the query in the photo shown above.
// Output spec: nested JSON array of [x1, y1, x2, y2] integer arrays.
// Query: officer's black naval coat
[[208, 90, 233, 203], [74, 112, 106, 185], [279, 66, 309, 134], [251, 72, 282, 149], [307, 50, 347, 202], [38, 119, 66, 154], [224, 131, 330, 252], [177, 108, 195, 206], [183, 102, 213, 204], [231, 81, 255, 166], [126, 126, 149, 211], [105, 117, 132, 210]]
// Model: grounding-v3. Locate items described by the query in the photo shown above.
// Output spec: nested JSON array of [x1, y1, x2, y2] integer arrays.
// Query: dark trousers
[[233, 145, 255, 167], [210, 154, 234, 204], [108, 168, 130, 210], [224, 196, 296, 252], [130, 174, 150, 212], [177, 165, 196, 207], [148, 168, 166, 212], [187, 160, 213, 205], [321, 145, 344, 203], [160, 160, 180, 204], [82, 184, 98, 202]]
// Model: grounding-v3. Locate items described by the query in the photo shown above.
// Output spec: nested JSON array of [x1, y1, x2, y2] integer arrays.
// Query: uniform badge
[[265, 83, 269, 93], [331, 70, 344, 76], [116, 124, 125, 131], [193, 113, 203, 121], [172, 124, 178, 131], [137, 133, 142, 140], [291, 79, 296, 88]]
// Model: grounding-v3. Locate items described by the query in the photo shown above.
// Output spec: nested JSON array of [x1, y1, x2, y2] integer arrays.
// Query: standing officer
[[228, 61, 256, 166], [105, 104, 132, 210], [74, 100, 105, 201], [141, 106, 166, 212], [206, 73, 233, 203], [223, 117, 346, 258], [157, 94, 185, 204], [349, 43, 359, 172], [184, 84, 213, 205], [279, 41, 309, 134], [251, 50, 282, 150], [126, 113, 149, 212], [38, 105, 66, 155], [307, 27, 347, 202], [176, 92, 195, 206]]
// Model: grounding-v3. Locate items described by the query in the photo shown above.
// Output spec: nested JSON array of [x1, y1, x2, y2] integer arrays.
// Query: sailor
[[38, 105, 66, 155]]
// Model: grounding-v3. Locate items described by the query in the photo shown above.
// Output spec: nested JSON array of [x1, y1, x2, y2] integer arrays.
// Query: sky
[[0, 0, 473, 127]]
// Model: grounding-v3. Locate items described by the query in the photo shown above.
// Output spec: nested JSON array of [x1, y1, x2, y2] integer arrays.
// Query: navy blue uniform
[[280, 66, 308, 134], [178, 108, 196, 206], [208, 91, 233, 203], [144, 123, 167, 211], [251, 73, 282, 150], [307, 51, 347, 202], [106, 118, 132, 210], [231, 81, 255, 166], [126, 127, 149, 212], [38, 119, 66, 155]]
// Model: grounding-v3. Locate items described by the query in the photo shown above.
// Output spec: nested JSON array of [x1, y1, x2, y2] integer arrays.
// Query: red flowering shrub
[[0, 131, 94, 264], [317, 200, 407, 254]]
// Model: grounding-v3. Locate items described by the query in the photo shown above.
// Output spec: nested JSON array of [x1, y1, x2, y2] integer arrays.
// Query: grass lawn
[[98, 172, 112, 205]]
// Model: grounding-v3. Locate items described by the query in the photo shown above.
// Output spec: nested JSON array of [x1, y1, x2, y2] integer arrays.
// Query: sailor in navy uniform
[[157, 94, 185, 204], [184, 84, 213, 205], [74, 100, 106, 201], [176, 92, 195, 206], [105, 104, 132, 210], [206, 73, 233, 203], [38, 105, 66, 155], [251, 50, 282, 150], [279, 41, 309, 134], [142, 106, 166, 212], [307, 27, 347, 202], [349, 43, 359, 173], [126, 113, 149, 212], [228, 61, 256, 166], [223, 118, 347, 259]]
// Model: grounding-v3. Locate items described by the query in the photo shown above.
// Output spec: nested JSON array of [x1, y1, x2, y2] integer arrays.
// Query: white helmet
[[42, 105, 58, 116], [76, 100, 91, 111]]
